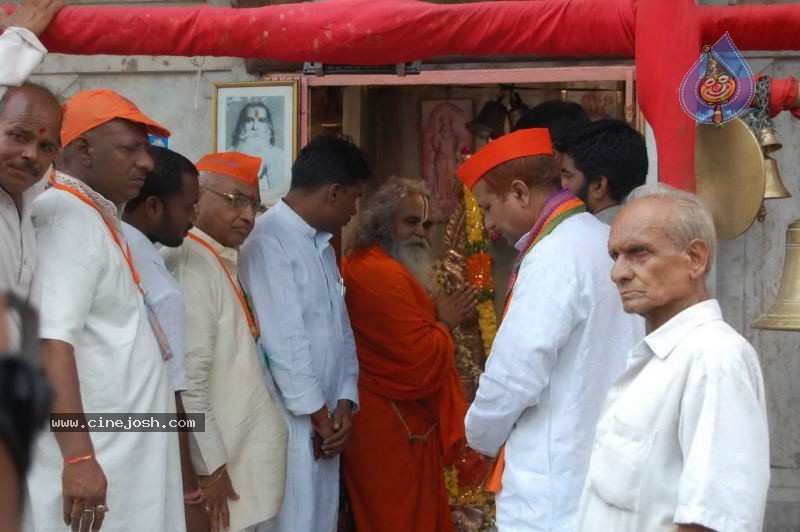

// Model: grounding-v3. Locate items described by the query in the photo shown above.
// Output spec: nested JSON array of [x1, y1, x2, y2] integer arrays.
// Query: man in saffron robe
[[341, 177, 477, 532]]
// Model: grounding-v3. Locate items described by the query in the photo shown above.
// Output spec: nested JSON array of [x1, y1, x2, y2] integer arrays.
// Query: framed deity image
[[213, 81, 298, 206], [420, 99, 474, 216]]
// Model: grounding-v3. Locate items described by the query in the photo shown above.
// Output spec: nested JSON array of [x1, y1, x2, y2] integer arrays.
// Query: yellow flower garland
[[463, 186, 498, 354], [442, 185, 498, 530]]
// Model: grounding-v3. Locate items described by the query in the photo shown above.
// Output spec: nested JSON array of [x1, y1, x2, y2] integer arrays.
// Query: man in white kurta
[[24, 90, 183, 531], [163, 152, 287, 531], [456, 128, 644, 531], [240, 200, 359, 532], [27, 177, 184, 531], [0, 0, 62, 349], [578, 185, 770, 532], [239, 135, 371, 532]]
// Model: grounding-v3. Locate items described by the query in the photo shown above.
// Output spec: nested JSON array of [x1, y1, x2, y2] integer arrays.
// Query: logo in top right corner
[[680, 32, 754, 126]]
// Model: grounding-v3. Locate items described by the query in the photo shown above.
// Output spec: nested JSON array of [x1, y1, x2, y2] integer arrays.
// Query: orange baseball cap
[[456, 128, 553, 190], [61, 89, 170, 147], [196, 152, 261, 186]]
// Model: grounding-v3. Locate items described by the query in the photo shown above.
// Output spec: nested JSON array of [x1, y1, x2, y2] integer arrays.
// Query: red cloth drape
[[4, 0, 800, 190], [636, 0, 699, 191], [5, 0, 638, 61], [768, 78, 800, 119]]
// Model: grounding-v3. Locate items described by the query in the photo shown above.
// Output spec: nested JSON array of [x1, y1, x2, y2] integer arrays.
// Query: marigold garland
[[445, 178, 499, 530], [463, 185, 498, 354]]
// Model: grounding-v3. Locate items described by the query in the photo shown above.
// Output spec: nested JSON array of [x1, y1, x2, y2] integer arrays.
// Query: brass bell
[[507, 90, 530, 129], [763, 156, 791, 200], [467, 99, 508, 140], [753, 220, 800, 331], [758, 126, 782, 154]]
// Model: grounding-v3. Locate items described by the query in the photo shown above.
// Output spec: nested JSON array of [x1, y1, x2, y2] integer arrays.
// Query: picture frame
[[420, 99, 474, 216], [212, 81, 298, 206]]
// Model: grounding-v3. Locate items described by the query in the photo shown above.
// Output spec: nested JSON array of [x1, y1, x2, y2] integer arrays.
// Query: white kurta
[[0, 26, 47, 350], [24, 180, 184, 531], [578, 299, 770, 532], [465, 213, 644, 532], [163, 228, 288, 531], [122, 222, 188, 392], [239, 200, 359, 532]]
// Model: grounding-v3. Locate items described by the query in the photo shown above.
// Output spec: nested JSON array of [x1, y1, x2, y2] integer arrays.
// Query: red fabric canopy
[[2, 0, 795, 61], [3, 0, 800, 189], [10, 0, 637, 61]]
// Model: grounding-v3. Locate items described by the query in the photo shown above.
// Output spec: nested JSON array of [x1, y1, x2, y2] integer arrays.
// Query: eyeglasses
[[201, 187, 264, 214]]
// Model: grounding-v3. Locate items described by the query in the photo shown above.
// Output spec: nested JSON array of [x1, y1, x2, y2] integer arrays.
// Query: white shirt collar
[[55, 171, 120, 227], [121, 222, 162, 263], [514, 230, 532, 251], [641, 298, 723, 360], [190, 227, 239, 265], [273, 199, 333, 250]]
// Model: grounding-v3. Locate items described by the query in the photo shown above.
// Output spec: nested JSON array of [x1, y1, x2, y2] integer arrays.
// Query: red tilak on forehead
[[254, 109, 261, 119], [39, 127, 46, 135]]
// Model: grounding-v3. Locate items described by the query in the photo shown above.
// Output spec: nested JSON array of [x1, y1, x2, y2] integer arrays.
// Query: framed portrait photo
[[213, 81, 298, 206]]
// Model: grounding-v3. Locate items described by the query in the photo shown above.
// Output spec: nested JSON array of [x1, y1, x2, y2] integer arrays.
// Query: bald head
[[0, 83, 62, 197], [0, 82, 60, 115]]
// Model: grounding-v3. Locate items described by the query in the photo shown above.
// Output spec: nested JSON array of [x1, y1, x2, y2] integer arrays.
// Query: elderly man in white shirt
[[239, 135, 371, 532], [121, 146, 209, 530], [455, 128, 643, 531], [26, 89, 183, 532], [163, 151, 287, 532], [578, 184, 770, 532], [0, 0, 62, 349]]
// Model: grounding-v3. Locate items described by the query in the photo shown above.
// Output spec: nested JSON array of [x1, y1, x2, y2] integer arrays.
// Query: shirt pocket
[[587, 416, 656, 512]]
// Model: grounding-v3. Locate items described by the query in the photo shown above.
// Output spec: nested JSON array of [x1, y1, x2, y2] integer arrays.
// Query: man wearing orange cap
[[163, 151, 287, 532], [457, 128, 642, 530], [25, 89, 184, 532]]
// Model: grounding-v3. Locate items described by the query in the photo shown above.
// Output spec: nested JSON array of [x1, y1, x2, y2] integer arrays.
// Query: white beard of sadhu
[[390, 236, 435, 294]]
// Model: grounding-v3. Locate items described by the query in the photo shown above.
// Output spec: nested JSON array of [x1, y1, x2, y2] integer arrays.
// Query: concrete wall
[[30, 53, 255, 162], [716, 55, 800, 532]]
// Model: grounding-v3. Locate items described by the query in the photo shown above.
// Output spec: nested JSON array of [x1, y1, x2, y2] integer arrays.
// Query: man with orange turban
[[341, 177, 476, 531], [457, 129, 643, 530], [26, 89, 183, 531], [163, 152, 287, 532]]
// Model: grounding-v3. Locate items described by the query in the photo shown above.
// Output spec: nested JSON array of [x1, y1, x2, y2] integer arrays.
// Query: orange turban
[[456, 128, 553, 190], [61, 89, 170, 147], [196, 152, 261, 186]]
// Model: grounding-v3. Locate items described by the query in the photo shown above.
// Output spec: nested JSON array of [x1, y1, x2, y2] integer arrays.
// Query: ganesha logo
[[680, 32, 754, 125]]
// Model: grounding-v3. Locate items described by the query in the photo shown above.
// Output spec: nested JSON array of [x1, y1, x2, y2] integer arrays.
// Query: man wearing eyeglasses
[[163, 151, 288, 532]]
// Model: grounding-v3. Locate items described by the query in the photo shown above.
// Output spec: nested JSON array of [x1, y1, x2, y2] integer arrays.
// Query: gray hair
[[353, 177, 432, 250], [625, 183, 717, 272]]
